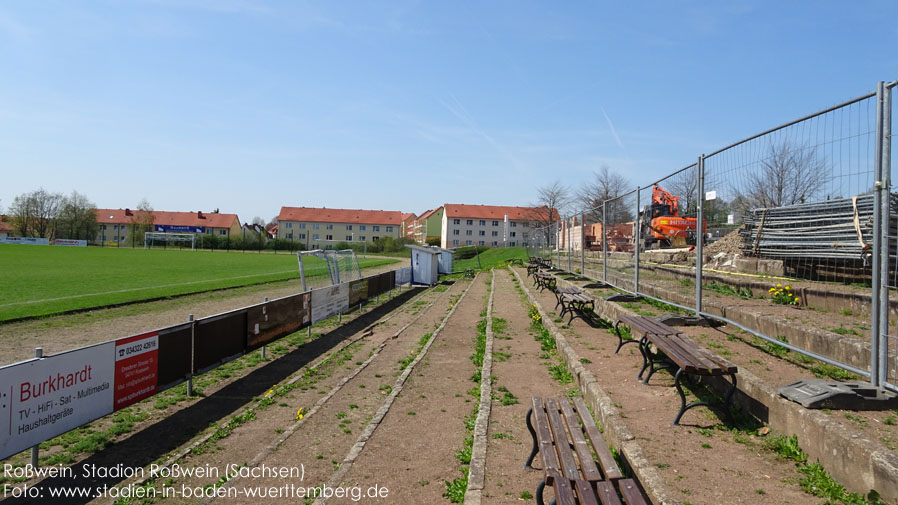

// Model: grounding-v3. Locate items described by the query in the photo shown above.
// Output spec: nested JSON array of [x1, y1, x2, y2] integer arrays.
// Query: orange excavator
[[642, 184, 704, 249]]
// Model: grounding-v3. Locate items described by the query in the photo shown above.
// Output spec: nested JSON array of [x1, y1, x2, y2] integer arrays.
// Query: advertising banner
[[246, 293, 309, 350], [113, 332, 159, 411], [154, 225, 205, 233], [348, 279, 368, 306], [156, 324, 192, 391], [0, 343, 115, 460], [395, 267, 411, 286], [310, 284, 349, 323], [194, 310, 247, 374], [0, 237, 50, 245], [54, 239, 87, 247]]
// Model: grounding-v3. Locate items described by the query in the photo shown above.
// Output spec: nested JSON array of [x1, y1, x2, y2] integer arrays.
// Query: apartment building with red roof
[[276, 206, 402, 249], [94, 208, 241, 246], [400, 212, 417, 240], [440, 203, 558, 249], [413, 207, 443, 245]]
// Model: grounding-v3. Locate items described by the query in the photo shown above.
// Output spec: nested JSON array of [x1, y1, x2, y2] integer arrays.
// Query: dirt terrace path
[[0, 262, 401, 365], [518, 267, 822, 505], [320, 274, 489, 504], [479, 269, 576, 504], [93, 279, 472, 505]]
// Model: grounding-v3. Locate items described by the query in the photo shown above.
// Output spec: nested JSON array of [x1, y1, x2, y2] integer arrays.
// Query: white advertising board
[[55, 239, 87, 247], [0, 237, 50, 245], [395, 266, 412, 286], [310, 284, 349, 324], [0, 343, 115, 460]]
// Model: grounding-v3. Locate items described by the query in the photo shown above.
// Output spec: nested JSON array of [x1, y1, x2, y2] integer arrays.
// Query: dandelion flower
[[776, 283, 782, 288], [296, 407, 304, 420], [785, 285, 791, 291], [794, 298, 800, 304]]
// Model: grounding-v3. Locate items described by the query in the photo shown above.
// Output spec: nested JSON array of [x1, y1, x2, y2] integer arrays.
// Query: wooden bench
[[527, 262, 541, 277], [534, 273, 557, 293], [509, 258, 524, 266], [614, 316, 739, 426], [554, 286, 582, 311], [525, 397, 647, 505], [464, 268, 476, 279], [561, 292, 595, 325]]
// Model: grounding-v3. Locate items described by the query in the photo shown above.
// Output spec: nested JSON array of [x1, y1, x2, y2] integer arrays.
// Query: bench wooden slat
[[618, 478, 648, 505], [596, 481, 624, 505], [553, 474, 578, 505], [545, 398, 581, 481], [532, 398, 561, 481], [619, 315, 683, 338], [574, 479, 603, 505], [558, 398, 602, 481], [573, 397, 624, 481]]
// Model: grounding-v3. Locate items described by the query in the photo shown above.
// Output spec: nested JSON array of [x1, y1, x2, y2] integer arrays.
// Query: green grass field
[[0, 245, 398, 322], [453, 247, 528, 271]]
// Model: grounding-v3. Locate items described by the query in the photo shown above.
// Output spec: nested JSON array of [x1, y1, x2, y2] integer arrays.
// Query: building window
[[479, 230, 485, 236], [466, 240, 472, 245], [360, 236, 365, 241], [219, 229, 227, 236], [346, 225, 352, 230], [386, 226, 392, 232], [113, 225, 118, 231], [453, 230, 460, 236], [326, 234, 333, 240], [492, 241, 498, 246], [492, 220, 498, 226], [326, 224, 333, 230], [453, 219, 460, 225], [102, 235, 106, 242], [299, 223, 305, 229], [510, 222, 517, 227], [466, 219, 473, 225], [313, 224, 319, 230], [453, 240, 459, 246], [360, 225, 367, 231], [479, 220, 485, 226], [346, 235, 352, 241], [491, 231, 498, 237], [465, 230, 472, 236], [299, 233, 306, 239], [286, 233, 293, 239], [478, 241, 484, 246], [313, 234, 319, 240], [510, 241, 516, 246], [207, 229, 213, 235], [100, 224, 107, 230], [286, 222, 293, 228], [510, 231, 516, 237], [373, 226, 380, 232], [373, 236, 380, 241]]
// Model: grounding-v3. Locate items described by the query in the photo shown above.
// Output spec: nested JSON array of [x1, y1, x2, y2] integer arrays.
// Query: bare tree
[[130, 198, 156, 241], [526, 180, 567, 245], [578, 165, 633, 223], [742, 141, 827, 209], [251, 216, 266, 227], [56, 191, 98, 240], [9, 188, 64, 238], [664, 166, 698, 216]]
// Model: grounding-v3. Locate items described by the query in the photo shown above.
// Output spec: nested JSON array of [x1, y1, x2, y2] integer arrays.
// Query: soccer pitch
[[0, 245, 398, 322]]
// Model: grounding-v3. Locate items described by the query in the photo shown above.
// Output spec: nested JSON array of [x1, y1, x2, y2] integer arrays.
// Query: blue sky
[[1, 1, 895, 223]]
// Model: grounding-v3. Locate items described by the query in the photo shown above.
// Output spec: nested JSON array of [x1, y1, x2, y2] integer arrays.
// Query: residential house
[[276, 207, 402, 249], [440, 204, 558, 249], [94, 209, 241, 246], [414, 207, 443, 245]]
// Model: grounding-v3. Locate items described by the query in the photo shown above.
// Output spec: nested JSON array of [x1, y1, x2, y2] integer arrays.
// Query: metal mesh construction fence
[[530, 79, 898, 391]]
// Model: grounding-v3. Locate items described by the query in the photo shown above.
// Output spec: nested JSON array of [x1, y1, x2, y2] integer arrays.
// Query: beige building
[[440, 204, 558, 249], [95, 209, 241, 246], [277, 207, 402, 249]]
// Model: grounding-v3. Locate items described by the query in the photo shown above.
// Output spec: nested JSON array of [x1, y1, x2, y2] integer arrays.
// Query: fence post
[[696, 155, 705, 316], [30, 347, 43, 468], [567, 215, 572, 272], [580, 212, 585, 275], [261, 297, 268, 359], [187, 314, 195, 396], [602, 201, 607, 283], [872, 82, 885, 388], [634, 187, 640, 293], [878, 81, 892, 385]]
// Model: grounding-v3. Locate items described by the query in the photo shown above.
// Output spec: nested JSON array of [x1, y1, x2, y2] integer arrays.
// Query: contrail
[[601, 107, 625, 150]]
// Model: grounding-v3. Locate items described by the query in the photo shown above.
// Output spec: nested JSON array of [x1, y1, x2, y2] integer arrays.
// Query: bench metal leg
[[614, 321, 640, 354], [524, 407, 538, 469], [672, 370, 738, 426], [636, 336, 651, 379], [536, 479, 547, 505]]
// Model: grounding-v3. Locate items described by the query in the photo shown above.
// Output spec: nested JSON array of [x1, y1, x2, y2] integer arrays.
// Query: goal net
[[297, 249, 362, 291], [144, 232, 196, 250]]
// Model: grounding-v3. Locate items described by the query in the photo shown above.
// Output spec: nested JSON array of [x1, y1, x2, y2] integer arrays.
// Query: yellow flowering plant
[[768, 284, 799, 305]]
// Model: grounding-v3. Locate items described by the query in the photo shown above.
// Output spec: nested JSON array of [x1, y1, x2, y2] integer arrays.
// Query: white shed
[[433, 247, 454, 274], [406, 245, 441, 286]]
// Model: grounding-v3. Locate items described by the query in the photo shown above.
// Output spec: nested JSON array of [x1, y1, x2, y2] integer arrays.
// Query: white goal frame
[[144, 232, 196, 250]]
